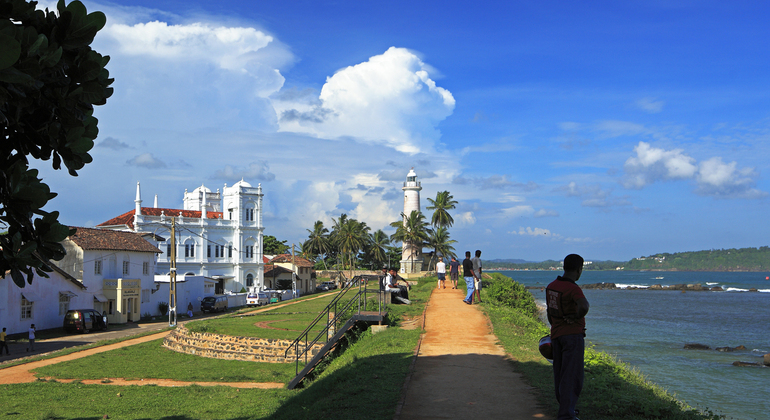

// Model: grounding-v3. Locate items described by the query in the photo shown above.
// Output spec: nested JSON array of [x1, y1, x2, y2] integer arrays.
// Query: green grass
[[33, 339, 298, 383], [481, 273, 724, 420], [0, 279, 431, 420]]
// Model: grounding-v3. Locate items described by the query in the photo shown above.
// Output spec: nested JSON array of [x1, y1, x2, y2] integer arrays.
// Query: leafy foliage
[[263, 234, 289, 254], [486, 272, 541, 317], [625, 247, 770, 271], [0, 0, 113, 287]]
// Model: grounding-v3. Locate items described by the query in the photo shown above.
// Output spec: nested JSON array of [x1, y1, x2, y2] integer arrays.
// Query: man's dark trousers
[[552, 334, 584, 420]]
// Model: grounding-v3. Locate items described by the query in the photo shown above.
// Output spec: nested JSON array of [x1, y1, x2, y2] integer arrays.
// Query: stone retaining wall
[[163, 325, 324, 363]]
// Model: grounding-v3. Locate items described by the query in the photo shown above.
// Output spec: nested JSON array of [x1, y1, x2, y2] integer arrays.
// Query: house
[[97, 180, 265, 295], [268, 254, 316, 294], [54, 227, 162, 324], [0, 264, 87, 335]]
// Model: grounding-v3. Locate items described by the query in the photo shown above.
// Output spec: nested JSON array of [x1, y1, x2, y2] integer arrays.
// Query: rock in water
[[764, 353, 770, 367], [684, 343, 710, 350]]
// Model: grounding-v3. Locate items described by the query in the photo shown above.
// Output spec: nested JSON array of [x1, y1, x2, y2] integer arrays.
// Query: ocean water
[[496, 270, 770, 420]]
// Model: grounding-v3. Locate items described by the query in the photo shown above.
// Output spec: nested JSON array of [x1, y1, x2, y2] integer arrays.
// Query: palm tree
[[367, 229, 391, 269], [303, 220, 330, 269], [334, 217, 370, 276], [426, 191, 458, 228], [426, 226, 457, 270], [390, 210, 430, 273]]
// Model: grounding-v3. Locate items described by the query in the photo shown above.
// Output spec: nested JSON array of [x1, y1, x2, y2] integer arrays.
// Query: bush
[[158, 301, 169, 315], [486, 273, 540, 317]]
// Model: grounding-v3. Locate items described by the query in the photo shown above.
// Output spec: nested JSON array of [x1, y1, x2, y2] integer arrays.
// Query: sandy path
[[397, 286, 553, 419]]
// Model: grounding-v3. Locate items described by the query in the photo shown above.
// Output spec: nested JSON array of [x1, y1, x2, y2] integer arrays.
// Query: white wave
[[725, 287, 749, 292], [706, 282, 719, 285], [615, 283, 650, 289]]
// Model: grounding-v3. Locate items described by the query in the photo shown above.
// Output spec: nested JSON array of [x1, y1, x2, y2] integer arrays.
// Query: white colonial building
[[97, 181, 265, 294]]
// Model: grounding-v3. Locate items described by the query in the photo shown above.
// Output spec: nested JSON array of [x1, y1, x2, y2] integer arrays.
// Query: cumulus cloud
[[622, 142, 765, 198], [455, 211, 476, 227], [275, 47, 455, 154], [695, 157, 766, 198], [622, 142, 697, 188], [211, 161, 276, 182], [97, 137, 131, 150], [127, 153, 166, 169]]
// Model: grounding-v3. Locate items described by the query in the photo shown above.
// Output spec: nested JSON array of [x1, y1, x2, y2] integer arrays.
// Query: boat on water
[[654, 276, 664, 280]]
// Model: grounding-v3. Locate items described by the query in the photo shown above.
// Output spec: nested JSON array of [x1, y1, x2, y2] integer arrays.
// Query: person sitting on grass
[[384, 268, 411, 304]]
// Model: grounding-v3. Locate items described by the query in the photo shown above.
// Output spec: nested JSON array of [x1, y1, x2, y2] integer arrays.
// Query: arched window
[[246, 274, 254, 287]]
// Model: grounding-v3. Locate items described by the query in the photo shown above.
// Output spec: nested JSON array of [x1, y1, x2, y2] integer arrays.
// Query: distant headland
[[487, 246, 770, 272]]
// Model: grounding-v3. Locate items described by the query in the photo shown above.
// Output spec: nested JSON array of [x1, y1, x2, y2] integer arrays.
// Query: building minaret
[[401, 168, 423, 273], [134, 182, 142, 232]]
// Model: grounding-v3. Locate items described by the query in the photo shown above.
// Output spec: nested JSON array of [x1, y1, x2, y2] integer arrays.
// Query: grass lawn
[[1, 278, 432, 419]]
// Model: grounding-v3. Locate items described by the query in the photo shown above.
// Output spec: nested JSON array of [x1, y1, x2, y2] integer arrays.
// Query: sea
[[494, 270, 770, 420]]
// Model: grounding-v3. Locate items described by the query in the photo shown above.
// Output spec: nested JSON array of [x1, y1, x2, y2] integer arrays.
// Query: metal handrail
[[284, 273, 385, 374]]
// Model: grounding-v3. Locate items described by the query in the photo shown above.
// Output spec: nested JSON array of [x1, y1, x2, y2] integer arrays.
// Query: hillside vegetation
[[488, 246, 770, 272]]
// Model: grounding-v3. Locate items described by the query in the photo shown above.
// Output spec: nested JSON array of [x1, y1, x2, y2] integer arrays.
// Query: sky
[[32, 0, 770, 262]]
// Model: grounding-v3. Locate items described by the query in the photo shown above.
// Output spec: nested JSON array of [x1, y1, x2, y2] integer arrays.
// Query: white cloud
[[695, 157, 766, 198], [501, 206, 534, 217], [511, 227, 557, 237], [275, 47, 455, 154], [127, 153, 166, 169], [635, 97, 664, 114], [455, 212, 476, 227], [534, 208, 559, 218], [622, 142, 697, 188], [622, 142, 765, 198]]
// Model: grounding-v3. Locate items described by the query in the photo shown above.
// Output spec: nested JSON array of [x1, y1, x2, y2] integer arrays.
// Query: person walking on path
[[472, 250, 483, 303], [0, 327, 9, 355], [462, 251, 475, 304], [27, 324, 36, 352], [546, 254, 590, 420], [436, 257, 447, 289], [449, 256, 460, 289]]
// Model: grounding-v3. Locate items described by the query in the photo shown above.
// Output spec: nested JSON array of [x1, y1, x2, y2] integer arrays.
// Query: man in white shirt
[[384, 268, 411, 304], [436, 257, 447, 289]]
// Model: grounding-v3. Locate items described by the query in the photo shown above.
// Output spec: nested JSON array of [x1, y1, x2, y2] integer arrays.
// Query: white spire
[[154, 194, 158, 208], [135, 181, 142, 215]]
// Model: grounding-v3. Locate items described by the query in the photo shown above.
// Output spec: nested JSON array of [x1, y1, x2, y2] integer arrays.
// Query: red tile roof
[[67, 227, 162, 253], [269, 254, 315, 267], [97, 208, 224, 230]]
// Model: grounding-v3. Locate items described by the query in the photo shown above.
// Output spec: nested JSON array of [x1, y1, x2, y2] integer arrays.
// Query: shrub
[[486, 273, 540, 317], [158, 301, 169, 315]]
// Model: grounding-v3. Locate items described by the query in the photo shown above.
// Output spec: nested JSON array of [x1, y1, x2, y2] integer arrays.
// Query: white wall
[[0, 273, 87, 335]]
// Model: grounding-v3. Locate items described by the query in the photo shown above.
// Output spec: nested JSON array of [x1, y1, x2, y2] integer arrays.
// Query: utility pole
[[169, 217, 177, 326]]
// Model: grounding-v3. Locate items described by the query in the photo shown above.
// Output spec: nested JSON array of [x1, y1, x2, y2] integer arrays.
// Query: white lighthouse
[[400, 168, 423, 274]]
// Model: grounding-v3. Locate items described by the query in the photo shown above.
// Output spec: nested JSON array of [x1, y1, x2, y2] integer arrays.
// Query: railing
[[284, 272, 385, 375]]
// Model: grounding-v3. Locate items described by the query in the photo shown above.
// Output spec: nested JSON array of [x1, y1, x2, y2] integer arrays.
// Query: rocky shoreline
[[524, 282, 763, 292]]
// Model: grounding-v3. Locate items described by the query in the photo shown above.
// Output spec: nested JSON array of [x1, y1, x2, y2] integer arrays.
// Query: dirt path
[[0, 294, 335, 388], [397, 286, 553, 419]]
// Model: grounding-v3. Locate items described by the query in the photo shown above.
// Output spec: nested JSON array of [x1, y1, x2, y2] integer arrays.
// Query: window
[[143, 262, 149, 275], [207, 245, 211, 258], [245, 245, 254, 259], [122, 261, 130, 276], [21, 297, 33, 319], [141, 289, 150, 303], [185, 243, 195, 258], [108, 299, 115, 315], [94, 259, 102, 275], [245, 208, 254, 221], [228, 245, 232, 258], [246, 274, 254, 287], [59, 293, 70, 316], [228, 209, 233, 220], [166, 243, 171, 257]]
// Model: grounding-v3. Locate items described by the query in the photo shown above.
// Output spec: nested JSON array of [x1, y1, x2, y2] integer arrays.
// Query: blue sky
[[35, 0, 770, 261]]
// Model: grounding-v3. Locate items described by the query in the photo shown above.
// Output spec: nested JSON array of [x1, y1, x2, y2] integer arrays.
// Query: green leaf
[[0, 33, 21, 70]]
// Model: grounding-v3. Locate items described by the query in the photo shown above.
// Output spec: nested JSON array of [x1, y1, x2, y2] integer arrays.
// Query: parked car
[[63, 309, 108, 333], [317, 281, 337, 291], [201, 295, 228, 313], [246, 292, 270, 307]]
